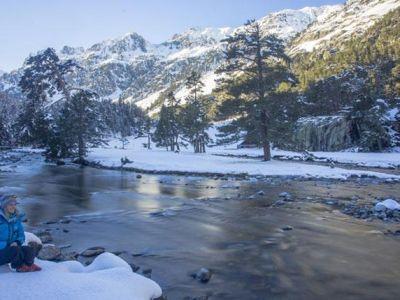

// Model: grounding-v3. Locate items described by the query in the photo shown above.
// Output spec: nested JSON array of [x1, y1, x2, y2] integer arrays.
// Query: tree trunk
[[260, 109, 271, 161], [263, 141, 271, 161], [175, 136, 180, 152], [78, 134, 85, 162]]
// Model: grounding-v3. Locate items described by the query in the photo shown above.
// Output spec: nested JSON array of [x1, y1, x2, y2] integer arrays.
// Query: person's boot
[[29, 263, 42, 271], [16, 264, 32, 272]]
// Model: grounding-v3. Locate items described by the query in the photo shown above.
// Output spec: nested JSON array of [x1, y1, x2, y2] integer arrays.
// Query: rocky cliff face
[[294, 116, 354, 151], [293, 110, 398, 152]]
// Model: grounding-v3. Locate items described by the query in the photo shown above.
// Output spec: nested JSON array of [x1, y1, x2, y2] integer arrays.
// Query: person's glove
[[10, 242, 18, 247]]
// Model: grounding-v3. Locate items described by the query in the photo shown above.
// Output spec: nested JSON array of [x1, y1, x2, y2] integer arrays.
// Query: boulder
[[35, 231, 53, 243], [38, 244, 62, 261]]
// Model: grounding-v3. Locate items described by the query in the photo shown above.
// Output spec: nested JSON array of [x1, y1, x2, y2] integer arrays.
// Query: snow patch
[[0, 252, 162, 300]]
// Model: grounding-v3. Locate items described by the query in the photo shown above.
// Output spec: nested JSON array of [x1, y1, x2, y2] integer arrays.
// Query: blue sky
[[0, 0, 344, 71]]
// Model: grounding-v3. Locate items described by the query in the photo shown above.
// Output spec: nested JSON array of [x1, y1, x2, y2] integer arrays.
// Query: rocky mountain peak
[[290, 0, 400, 54], [163, 27, 233, 50], [60, 46, 85, 57], [83, 32, 150, 62], [257, 5, 341, 41]]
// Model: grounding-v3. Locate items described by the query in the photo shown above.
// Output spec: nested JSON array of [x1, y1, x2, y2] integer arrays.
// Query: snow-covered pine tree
[[180, 71, 211, 153], [216, 20, 294, 160], [17, 48, 77, 146], [15, 101, 51, 147], [19, 48, 76, 105]]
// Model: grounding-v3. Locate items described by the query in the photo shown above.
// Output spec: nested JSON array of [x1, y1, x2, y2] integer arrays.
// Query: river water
[[1, 152, 400, 299]]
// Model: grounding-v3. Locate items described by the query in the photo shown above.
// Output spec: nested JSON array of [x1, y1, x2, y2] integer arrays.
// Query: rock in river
[[80, 246, 106, 257], [190, 268, 212, 283], [282, 225, 294, 231], [38, 244, 62, 261]]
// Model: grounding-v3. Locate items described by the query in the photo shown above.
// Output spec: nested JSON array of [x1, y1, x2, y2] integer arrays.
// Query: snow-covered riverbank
[[86, 137, 400, 180], [211, 146, 400, 169]]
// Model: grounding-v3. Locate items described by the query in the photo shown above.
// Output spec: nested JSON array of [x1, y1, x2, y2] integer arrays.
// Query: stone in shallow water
[[190, 268, 212, 283], [80, 246, 106, 257], [279, 192, 290, 197], [38, 244, 62, 261], [142, 268, 152, 278], [129, 263, 140, 273], [35, 231, 53, 243], [281, 225, 294, 231]]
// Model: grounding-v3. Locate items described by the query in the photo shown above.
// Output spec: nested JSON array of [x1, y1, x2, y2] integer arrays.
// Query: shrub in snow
[[0, 252, 162, 300]]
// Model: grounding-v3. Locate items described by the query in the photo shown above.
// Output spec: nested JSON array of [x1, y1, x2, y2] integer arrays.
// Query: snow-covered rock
[[375, 199, 400, 211], [23, 231, 43, 246], [0, 252, 162, 300]]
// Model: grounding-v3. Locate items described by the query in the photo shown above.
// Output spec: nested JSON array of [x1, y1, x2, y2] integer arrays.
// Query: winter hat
[[0, 195, 18, 210]]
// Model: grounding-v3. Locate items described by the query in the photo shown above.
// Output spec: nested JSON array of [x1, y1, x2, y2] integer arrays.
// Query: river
[[1, 152, 400, 299]]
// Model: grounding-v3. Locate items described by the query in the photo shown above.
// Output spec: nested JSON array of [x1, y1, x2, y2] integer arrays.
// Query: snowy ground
[[0, 233, 162, 300], [210, 145, 400, 168], [86, 137, 400, 180], [0, 253, 162, 300]]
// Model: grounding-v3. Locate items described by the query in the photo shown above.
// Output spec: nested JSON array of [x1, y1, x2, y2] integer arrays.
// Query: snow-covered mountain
[[290, 0, 400, 54], [256, 5, 342, 41], [0, 4, 335, 111], [1, 0, 399, 113]]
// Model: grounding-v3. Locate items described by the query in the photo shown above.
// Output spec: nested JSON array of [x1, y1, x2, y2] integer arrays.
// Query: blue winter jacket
[[0, 209, 25, 250]]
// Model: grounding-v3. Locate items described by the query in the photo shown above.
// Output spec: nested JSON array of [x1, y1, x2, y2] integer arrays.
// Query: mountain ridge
[[1, 0, 399, 113]]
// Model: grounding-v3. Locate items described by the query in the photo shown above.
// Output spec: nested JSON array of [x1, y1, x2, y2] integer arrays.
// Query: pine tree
[[0, 95, 12, 147], [216, 20, 294, 160], [144, 118, 153, 149], [15, 101, 51, 147], [56, 91, 104, 161], [17, 48, 77, 146], [153, 92, 181, 151], [116, 99, 134, 149], [180, 72, 211, 153], [19, 48, 76, 103], [0, 114, 10, 147]]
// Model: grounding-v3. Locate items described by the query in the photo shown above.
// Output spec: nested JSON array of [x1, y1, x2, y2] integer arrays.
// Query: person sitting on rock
[[0, 195, 41, 272]]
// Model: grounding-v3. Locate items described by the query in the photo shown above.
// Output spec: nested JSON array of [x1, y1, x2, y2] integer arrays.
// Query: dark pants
[[0, 245, 35, 268]]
